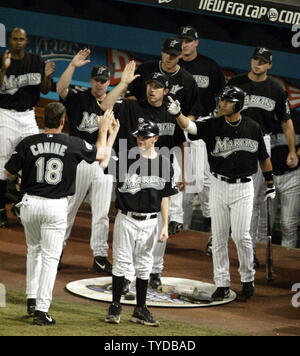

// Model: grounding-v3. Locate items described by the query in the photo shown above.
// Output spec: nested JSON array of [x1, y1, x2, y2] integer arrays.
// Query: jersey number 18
[[35, 157, 63, 185]]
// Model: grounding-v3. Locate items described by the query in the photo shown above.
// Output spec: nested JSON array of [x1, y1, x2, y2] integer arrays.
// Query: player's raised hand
[[1, 50, 11, 70], [44, 60, 55, 77], [71, 48, 91, 68], [167, 96, 181, 118], [120, 60, 140, 85]]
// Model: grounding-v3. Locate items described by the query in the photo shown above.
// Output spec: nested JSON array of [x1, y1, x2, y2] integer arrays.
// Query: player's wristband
[[263, 170, 273, 182]]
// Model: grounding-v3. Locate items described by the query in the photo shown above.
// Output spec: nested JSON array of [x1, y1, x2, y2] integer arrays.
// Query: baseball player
[[5, 103, 119, 325], [104, 120, 178, 326], [125, 36, 202, 235], [168, 85, 275, 300], [268, 109, 300, 248], [178, 25, 226, 235], [0, 27, 55, 227], [56, 49, 114, 274], [101, 62, 186, 290], [227, 47, 298, 267]]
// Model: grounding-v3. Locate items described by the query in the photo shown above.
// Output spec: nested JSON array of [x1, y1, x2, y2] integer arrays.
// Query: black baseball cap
[[252, 47, 272, 63], [90, 65, 110, 81], [178, 25, 198, 41], [162, 37, 182, 56], [145, 72, 169, 88], [132, 120, 160, 138]]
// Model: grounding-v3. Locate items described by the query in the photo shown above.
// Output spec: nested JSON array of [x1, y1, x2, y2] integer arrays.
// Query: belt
[[120, 210, 158, 221], [213, 173, 251, 184]]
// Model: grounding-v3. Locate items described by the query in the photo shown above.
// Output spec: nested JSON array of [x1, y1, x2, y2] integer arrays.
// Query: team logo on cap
[[181, 26, 198, 38], [97, 67, 109, 75], [169, 39, 180, 48]]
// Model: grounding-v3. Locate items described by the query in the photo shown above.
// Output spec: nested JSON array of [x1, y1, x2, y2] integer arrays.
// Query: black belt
[[121, 210, 158, 220], [213, 173, 251, 184]]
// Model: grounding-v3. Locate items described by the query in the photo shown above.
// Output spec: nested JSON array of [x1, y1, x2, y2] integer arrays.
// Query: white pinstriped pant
[[113, 211, 157, 280], [270, 168, 300, 248], [64, 160, 113, 257], [210, 176, 255, 287], [0, 108, 38, 180], [20, 194, 68, 312]]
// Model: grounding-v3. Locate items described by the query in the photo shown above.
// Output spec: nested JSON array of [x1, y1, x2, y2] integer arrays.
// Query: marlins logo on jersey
[[211, 136, 259, 158], [244, 95, 276, 111], [0, 73, 42, 95], [119, 174, 167, 194], [77, 112, 100, 134]]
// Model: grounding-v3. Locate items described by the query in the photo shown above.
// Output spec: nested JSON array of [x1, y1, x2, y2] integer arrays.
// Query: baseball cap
[[162, 37, 182, 56], [252, 47, 272, 63], [145, 72, 169, 88], [90, 65, 110, 81], [178, 25, 198, 41], [132, 120, 160, 138]]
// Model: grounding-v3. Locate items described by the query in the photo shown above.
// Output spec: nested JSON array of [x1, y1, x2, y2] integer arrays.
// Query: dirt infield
[[0, 206, 300, 336]]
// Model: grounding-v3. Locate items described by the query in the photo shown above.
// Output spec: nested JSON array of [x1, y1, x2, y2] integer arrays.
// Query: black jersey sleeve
[[257, 127, 270, 162], [187, 118, 211, 142], [275, 88, 290, 122], [4, 141, 25, 175], [73, 137, 97, 164]]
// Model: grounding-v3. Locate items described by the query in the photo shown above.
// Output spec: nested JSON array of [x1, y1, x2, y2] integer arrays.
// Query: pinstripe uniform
[[227, 74, 291, 248], [108, 152, 178, 280], [60, 88, 113, 259], [5, 133, 98, 313], [0, 52, 45, 224], [188, 115, 269, 287], [268, 112, 300, 248]]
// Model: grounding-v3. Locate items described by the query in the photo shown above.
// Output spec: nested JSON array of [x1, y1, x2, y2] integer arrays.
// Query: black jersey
[[188, 115, 269, 178], [271, 110, 300, 175], [227, 74, 290, 134], [126, 60, 202, 117], [0, 53, 45, 111], [5, 133, 97, 198], [113, 98, 186, 154], [60, 88, 103, 144], [109, 153, 178, 213], [179, 54, 225, 116]]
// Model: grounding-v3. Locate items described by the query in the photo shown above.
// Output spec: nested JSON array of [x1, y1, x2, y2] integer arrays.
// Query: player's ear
[[164, 88, 169, 96]]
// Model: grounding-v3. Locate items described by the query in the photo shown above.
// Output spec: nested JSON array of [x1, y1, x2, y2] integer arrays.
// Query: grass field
[[0, 289, 248, 336]]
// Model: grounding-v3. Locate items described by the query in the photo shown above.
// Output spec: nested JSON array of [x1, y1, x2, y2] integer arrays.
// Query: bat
[[266, 198, 274, 281]]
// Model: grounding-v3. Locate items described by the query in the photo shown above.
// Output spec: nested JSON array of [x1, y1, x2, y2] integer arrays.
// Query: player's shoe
[[33, 310, 56, 325], [211, 287, 230, 301], [105, 302, 121, 324], [122, 278, 131, 295], [168, 221, 183, 235], [93, 256, 112, 275], [149, 273, 162, 289], [0, 209, 8, 228], [205, 236, 212, 256], [27, 298, 36, 316], [130, 306, 159, 327], [253, 253, 260, 269], [241, 281, 254, 299]]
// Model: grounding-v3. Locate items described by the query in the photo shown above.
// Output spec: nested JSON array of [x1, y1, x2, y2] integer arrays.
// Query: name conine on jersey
[[212, 136, 259, 158], [30, 142, 68, 157], [0, 73, 42, 95]]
